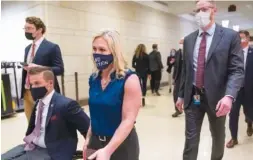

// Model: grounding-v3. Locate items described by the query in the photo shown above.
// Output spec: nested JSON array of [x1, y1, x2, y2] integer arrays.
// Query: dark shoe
[[226, 139, 238, 148], [155, 92, 161, 96], [247, 126, 253, 137], [172, 111, 182, 118], [142, 98, 145, 107], [169, 88, 172, 93]]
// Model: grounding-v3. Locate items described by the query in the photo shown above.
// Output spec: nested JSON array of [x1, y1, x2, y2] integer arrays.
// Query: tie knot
[[201, 32, 208, 37]]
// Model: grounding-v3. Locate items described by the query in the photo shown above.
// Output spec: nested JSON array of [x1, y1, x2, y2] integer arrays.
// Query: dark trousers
[[183, 88, 226, 160], [173, 78, 181, 112], [88, 128, 139, 160], [137, 73, 148, 97], [229, 88, 252, 140], [150, 70, 162, 92]]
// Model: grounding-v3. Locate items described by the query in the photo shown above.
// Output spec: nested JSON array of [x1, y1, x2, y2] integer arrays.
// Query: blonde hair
[[134, 44, 146, 58], [92, 29, 128, 77]]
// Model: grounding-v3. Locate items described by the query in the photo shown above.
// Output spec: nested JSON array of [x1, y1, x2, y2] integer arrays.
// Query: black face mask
[[25, 32, 35, 40], [30, 86, 48, 101]]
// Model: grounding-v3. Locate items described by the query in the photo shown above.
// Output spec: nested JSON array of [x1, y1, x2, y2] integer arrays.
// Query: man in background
[[2, 67, 89, 160], [176, 0, 244, 159], [21, 16, 64, 122], [149, 44, 163, 96], [172, 38, 184, 118], [226, 30, 253, 148]]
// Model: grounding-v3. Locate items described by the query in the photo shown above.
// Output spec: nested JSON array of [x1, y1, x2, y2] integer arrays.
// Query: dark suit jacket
[[179, 24, 244, 111], [149, 50, 163, 72], [21, 39, 64, 98], [244, 47, 253, 120], [172, 49, 183, 82], [26, 92, 90, 160], [132, 53, 150, 77]]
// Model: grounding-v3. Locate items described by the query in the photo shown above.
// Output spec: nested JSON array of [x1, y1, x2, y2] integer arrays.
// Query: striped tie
[[23, 100, 44, 151], [196, 32, 207, 89]]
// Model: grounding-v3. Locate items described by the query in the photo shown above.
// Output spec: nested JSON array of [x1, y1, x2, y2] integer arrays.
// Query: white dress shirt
[[26, 36, 44, 63], [193, 23, 216, 85], [33, 90, 55, 148], [243, 46, 249, 70]]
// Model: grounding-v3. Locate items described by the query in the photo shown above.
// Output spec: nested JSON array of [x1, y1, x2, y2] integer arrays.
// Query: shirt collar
[[33, 36, 44, 47], [198, 23, 216, 37], [243, 46, 249, 53], [41, 90, 55, 106]]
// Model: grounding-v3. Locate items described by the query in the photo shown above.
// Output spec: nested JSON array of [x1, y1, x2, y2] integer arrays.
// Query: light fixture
[[233, 25, 240, 32], [222, 20, 229, 28]]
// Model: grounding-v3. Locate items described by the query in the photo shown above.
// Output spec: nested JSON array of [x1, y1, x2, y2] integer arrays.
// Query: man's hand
[[216, 96, 233, 117], [88, 148, 111, 160], [176, 98, 184, 113]]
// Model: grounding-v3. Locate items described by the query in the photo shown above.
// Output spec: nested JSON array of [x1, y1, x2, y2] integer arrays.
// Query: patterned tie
[[25, 43, 36, 89], [23, 100, 44, 151], [196, 32, 207, 89]]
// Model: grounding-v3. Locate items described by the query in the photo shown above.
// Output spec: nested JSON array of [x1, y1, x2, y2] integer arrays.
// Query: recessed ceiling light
[[222, 20, 229, 28], [233, 25, 240, 32]]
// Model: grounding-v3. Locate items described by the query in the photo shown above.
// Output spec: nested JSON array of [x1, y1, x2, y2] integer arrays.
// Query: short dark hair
[[239, 30, 250, 38], [25, 16, 46, 34], [29, 67, 54, 82], [152, 44, 158, 50]]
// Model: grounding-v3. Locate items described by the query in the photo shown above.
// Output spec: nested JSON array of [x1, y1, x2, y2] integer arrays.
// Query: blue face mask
[[93, 53, 114, 70]]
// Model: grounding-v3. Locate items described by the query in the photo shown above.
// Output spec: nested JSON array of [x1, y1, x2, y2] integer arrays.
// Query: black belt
[[193, 86, 205, 94], [95, 135, 112, 142]]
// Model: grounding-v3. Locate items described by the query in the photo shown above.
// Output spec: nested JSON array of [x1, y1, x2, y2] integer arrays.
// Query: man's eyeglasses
[[23, 27, 35, 31]]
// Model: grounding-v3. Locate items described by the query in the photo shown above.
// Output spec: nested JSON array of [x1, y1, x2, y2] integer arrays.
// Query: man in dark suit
[[226, 30, 253, 148], [22, 16, 64, 122], [149, 44, 163, 96], [172, 39, 184, 117], [176, 1, 244, 160], [2, 67, 90, 160]]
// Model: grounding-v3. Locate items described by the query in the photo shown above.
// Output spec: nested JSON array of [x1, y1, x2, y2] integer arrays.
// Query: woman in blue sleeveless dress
[[83, 30, 142, 160]]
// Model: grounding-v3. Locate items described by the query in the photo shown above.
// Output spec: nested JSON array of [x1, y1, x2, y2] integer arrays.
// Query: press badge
[[193, 95, 201, 105]]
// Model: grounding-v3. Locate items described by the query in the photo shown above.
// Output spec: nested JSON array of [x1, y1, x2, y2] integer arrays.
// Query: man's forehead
[[196, 0, 214, 9]]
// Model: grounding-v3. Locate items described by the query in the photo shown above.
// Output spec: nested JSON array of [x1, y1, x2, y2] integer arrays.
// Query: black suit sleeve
[[156, 52, 164, 69], [178, 45, 186, 98], [225, 33, 244, 98], [50, 44, 64, 76], [172, 56, 177, 80], [64, 101, 90, 136], [132, 55, 136, 69]]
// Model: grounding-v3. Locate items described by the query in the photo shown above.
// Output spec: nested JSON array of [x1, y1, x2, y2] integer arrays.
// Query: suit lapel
[[33, 39, 46, 63], [189, 30, 199, 68], [45, 92, 56, 127], [246, 47, 253, 71], [206, 24, 224, 65], [25, 44, 32, 62]]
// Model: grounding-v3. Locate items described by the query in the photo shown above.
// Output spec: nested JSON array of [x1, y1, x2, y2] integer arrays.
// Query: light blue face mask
[[93, 53, 114, 70]]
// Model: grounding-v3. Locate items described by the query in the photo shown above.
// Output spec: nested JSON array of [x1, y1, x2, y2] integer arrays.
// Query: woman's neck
[[101, 64, 114, 79]]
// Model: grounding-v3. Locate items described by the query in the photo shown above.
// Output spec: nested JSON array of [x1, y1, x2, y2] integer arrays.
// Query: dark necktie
[[23, 100, 44, 151], [196, 32, 207, 89]]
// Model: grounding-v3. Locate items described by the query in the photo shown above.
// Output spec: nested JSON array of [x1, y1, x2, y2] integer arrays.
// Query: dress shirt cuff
[[178, 97, 184, 101], [225, 95, 235, 102]]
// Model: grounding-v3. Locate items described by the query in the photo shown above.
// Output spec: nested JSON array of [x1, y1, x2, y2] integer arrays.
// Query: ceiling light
[[222, 20, 229, 28], [233, 25, 240, 32]]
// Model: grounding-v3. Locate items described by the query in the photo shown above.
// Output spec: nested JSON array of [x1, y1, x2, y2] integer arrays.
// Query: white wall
[[1, 1, 197, 100]]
